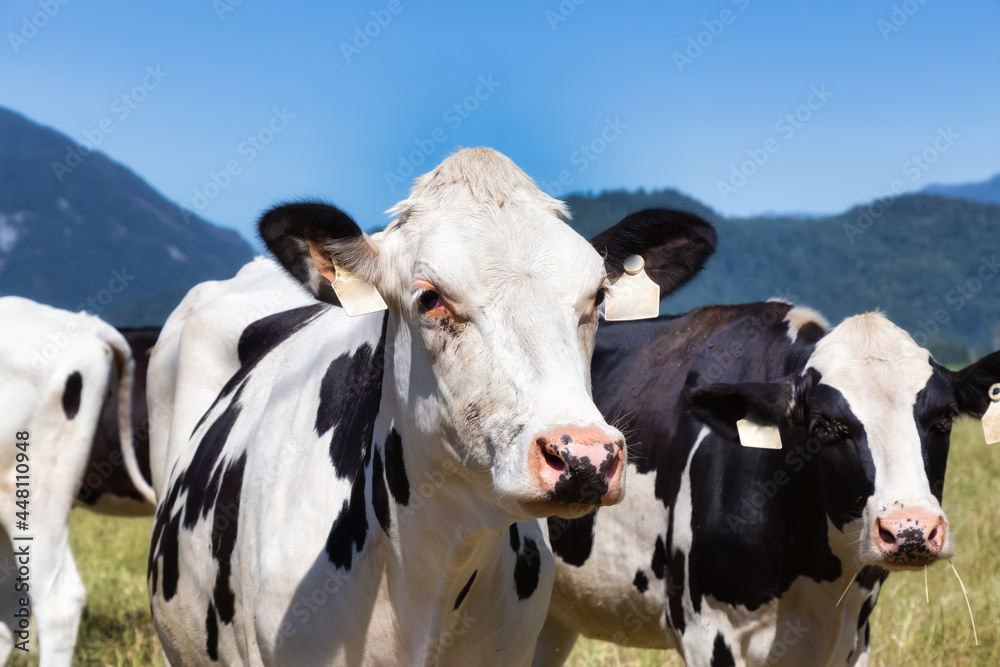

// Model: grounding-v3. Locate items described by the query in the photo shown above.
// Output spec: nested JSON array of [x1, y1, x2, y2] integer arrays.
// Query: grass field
[[10, 419, 997, 666]]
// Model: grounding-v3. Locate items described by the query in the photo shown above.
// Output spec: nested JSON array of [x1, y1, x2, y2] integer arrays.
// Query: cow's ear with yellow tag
[[604, 255, 660, 321], [983, 383, 1000, 446], [589, 208, 718, 319], [328, 263, 388, 317], [736, 419, 783, 450]]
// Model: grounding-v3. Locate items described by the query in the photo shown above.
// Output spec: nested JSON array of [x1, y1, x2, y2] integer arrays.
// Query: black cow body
[[76, 326, 158, 514], [534, 301, 1000, 667]]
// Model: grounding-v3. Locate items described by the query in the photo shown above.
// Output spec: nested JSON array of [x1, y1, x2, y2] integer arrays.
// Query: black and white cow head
[[690, 312, 1000, 571], [259, 147, 716, 519]]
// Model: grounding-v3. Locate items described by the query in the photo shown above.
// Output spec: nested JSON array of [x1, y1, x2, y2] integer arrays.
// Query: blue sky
[[2, 0, 998, 242]]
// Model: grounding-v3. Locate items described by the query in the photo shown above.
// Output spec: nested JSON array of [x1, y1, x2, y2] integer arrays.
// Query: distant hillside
[[0, 107, 254, 326], [923, 174, 1000, 205], [566, 190, 1000, 360]]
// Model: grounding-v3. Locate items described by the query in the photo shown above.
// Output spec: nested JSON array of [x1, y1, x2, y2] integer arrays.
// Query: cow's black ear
[[258, 201, 378, 307], [589, 209, 717, 299], [686, 380, 794, 441], [949, 350, 1000, 418]]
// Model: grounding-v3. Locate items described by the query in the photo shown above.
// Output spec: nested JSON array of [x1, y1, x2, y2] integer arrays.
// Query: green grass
[[10, 513, 162, 667], [10, 419, 998, 665]]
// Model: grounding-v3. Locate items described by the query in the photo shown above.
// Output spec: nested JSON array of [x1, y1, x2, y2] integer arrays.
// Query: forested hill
[[565, 189, 1000, 360], [0, 106, 254, 326]]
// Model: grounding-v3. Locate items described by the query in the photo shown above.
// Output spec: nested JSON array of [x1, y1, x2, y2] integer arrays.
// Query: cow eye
[[812, 417, 846, 444], [933, 417, 953, 435], [417, 290, 442, 313], [594, 288, 606, 307]]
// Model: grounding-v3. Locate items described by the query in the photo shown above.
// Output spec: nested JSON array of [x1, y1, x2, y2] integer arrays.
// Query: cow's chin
[[517, 500, 601, 520]]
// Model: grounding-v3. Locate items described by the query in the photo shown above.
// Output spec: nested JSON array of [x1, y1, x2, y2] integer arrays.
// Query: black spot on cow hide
[[514, 537, 541, 600], [62, 371, 82, 420], [547, 511, 596, 567], [212, 452, 247, 624], [326, 452, 370, 570], [316, 313, 388, 478], [322, 313, 389, 570], [633, 569, 649, 593], [651, 534, 668, 579], [158, 512, 181, 601], [711, 632, 736, 667], [372, 448, 391, 534], [454, 570, 477, 610], [383, 428, 410, 505], [509, 523, 520, 552], [191, 304, 327, 438], [667, 548, 686, 635], [205, 601, 219, 661]]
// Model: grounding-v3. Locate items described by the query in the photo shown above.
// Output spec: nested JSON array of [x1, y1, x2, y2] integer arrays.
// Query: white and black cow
[[146, 148, 718, 665], [535, 300, 1000, 667], [0, 296, 153, 666]]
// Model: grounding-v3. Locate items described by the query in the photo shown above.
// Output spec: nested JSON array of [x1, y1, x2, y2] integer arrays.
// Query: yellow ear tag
[[983, 384, 1000, 446], [604, 254, 660, 321], [736, 419, 783, 449], [330, 264, 388, 317]]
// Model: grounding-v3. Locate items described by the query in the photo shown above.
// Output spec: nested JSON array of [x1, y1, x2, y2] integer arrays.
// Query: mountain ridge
[[0, 106, 254, 326]]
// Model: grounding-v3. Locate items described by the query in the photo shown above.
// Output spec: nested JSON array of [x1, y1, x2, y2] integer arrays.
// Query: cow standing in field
[[0, 297, 154, 666], [534, 300, 1000, 667], [145, 147, 717, 665]]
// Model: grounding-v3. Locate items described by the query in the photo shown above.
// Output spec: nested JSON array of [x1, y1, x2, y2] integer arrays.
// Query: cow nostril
[[928, 526, 938, 542], [605, 452, 620, 479], [878, 524, 895, 545], [537, 439, 566, 472]]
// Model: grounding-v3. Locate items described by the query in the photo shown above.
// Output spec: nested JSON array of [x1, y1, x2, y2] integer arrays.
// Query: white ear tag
[[604, 254, 660, 321], [983, 383, 1000, 446], [330, 264, 388, 317], [736, 419, 783, 450]]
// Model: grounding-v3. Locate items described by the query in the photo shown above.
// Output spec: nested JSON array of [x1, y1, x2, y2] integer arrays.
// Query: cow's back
[[147, 257, 312, 496]]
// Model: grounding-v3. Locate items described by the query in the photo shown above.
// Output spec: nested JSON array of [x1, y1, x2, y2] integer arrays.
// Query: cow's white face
[[376, 194, 615, 516], [804, 314, 954, 570], [259, 148, 717, 520]]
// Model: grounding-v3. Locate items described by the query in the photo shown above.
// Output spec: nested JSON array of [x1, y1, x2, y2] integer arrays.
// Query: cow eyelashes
[[932, 417, 953, 434], [812, 417, 849, 444]]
